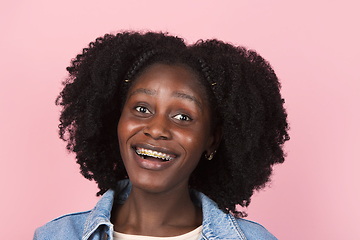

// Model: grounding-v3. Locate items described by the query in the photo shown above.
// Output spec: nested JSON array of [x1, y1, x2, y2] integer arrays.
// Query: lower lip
[[133, 150, 176, 171]]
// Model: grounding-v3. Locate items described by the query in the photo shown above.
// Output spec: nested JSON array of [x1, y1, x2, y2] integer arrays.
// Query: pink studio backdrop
[[1, 1, 359, 239]]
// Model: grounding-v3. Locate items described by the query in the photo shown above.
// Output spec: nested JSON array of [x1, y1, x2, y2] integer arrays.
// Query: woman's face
[[117, 63, 216, 193]]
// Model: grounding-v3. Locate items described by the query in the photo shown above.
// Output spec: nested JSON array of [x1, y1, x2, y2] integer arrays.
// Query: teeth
[[135, 148, 173, 161]]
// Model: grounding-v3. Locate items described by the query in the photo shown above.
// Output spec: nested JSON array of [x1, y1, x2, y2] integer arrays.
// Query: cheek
[[117, 115, 142, 148], [177, 125, 210, 155]]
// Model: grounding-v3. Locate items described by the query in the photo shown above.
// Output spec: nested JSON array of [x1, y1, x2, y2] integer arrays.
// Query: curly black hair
[[56, 31, 289, 217]]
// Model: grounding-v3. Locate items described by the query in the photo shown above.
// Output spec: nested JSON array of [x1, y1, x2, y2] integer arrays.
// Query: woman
[[34, 31, 289, 239]]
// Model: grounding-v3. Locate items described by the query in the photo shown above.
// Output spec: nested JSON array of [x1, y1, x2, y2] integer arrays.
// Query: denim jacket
[[34, 180, 277, 240]]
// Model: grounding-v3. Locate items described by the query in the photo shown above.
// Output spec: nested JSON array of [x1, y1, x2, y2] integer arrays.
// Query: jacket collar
[[81, 180, 131, 239], [81, 188, 114, 239], [191, 190, 247, 240], [82, 180, 245, 240]]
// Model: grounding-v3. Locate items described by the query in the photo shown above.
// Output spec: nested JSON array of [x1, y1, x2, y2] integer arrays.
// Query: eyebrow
[[128, 88, 156, 98], [172, 92, 202, 110], [128, 88, 203, 111]]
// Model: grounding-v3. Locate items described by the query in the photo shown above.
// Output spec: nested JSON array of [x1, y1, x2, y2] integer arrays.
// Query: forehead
[[128, 63, 209, 102]]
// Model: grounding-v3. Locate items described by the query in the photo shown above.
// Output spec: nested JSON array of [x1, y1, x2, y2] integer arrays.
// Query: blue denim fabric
[[34, 180, 277, 240]]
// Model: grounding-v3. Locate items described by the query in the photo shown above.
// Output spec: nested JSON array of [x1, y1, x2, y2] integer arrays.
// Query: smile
[[135, 147, 174, 161]]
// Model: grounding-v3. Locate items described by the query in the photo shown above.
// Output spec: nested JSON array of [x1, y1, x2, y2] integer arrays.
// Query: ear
[[205, 126, 222, 156]]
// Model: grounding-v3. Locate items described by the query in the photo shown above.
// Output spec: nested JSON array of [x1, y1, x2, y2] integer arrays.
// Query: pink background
[[1, 1, 359, 239]]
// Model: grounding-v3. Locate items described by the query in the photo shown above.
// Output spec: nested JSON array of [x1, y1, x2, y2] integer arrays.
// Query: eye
[[173, 114, 192, 121], [135, 106, 151, 114]]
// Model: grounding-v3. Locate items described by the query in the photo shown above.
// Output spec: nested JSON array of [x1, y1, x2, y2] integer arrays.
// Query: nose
[[143, 114, 172, 140]]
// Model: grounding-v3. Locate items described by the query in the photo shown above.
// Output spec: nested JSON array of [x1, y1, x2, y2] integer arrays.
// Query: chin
[[128, 173, 188, 194]]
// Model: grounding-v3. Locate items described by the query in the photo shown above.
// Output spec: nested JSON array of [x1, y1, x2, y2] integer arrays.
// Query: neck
[[111, 181, 202, 237]]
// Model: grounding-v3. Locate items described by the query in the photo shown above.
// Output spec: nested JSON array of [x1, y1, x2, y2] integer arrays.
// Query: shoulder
[[33, 182, 125, 240], [233, 217, 278, 240], [33, 210, 91, 240], [194, 190, 277, 239]]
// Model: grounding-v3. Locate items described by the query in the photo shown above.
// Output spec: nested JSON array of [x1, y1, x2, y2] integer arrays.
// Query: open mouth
[[135, 147, 174, 161]]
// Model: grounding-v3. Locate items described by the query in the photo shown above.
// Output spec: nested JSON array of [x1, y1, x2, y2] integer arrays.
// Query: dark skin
[[111, 63, 221, 237]]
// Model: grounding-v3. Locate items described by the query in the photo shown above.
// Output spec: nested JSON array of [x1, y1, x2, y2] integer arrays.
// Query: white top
[[113, 225, 202, 240]]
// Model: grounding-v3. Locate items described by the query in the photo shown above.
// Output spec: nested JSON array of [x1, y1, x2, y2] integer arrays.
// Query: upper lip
[[132, 143, 178, 158]]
